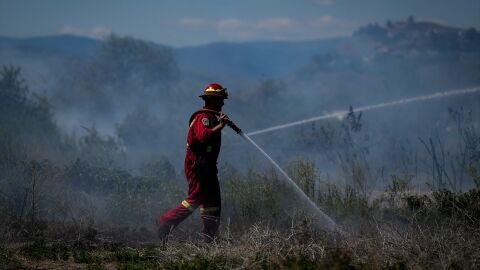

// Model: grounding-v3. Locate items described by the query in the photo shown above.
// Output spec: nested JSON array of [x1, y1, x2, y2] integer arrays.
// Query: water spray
[[247, 86, 480, 136], [239, 132, 338, 231], [204, 109, 340, 232]]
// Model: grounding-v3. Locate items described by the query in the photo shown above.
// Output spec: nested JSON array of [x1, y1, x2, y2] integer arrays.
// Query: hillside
[[0, 34, 343, 78], [1, 18, 478, 88], [0, 34, 100, 58]]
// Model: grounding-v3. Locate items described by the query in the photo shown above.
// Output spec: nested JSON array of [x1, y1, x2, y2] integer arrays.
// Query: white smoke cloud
[[214, 16, 358, 42], [59, 25, 111, 39], [216, 18, 254, 40], [310, 0, 336, 5], [216, 17, 296, 41], [217, 18, 247, 31], [311, 15, 335, 25], [179, 18, 209, 27], [307, 16, 362, 37], [91, 26, 111, 38], [256, 17, 295, 29], [174, 15, 355, 42]]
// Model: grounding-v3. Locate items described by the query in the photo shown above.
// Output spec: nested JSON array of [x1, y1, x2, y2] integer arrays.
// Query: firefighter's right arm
[[192, 113, 227, 142], [210, 121, 226, 133]]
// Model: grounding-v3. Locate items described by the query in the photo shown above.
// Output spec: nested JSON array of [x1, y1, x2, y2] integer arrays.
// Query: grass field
[[1, 176, 479, 269]]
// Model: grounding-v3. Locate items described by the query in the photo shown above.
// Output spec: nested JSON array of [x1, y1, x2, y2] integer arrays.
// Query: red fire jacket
[[185, 108, 222, 176]]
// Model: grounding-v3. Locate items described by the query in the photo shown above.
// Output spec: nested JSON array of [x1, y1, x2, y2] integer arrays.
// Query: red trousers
[[158, 164, 221, 241]]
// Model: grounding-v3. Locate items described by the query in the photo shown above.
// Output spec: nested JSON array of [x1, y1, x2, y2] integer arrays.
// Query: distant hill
[[353, 17, 480, 53], [297, 18, 480, 80], [1, 18, 478, 95], [2, 18, 478, 79], [174, 38, 344, 78], [0, 34, 101, 58], [0, 35, 344, 77]]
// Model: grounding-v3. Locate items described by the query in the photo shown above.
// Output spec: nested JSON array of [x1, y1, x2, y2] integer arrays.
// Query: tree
[[92, 35, 180, 87], [0, 66, 61, 160], [60, 35, 181, 114], [115, 106, 165, 153]]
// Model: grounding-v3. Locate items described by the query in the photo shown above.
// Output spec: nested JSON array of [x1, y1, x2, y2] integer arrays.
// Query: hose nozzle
[[226, 120, 242, 134]]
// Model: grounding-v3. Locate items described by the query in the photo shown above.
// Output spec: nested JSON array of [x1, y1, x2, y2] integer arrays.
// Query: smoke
[[1, 20, 480, 234]]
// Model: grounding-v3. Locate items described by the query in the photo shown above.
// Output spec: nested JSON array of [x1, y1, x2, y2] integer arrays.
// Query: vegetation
[[1, 158, 479, 268], [1, 19, 480, 268]]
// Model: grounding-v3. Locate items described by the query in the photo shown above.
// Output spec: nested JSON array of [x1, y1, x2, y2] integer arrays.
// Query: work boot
[[200, 214, 220, 243], [158, 225, 171, 247]]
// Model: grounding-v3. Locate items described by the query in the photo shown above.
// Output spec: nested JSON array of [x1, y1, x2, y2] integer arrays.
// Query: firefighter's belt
[[199, 207, 220, 214]]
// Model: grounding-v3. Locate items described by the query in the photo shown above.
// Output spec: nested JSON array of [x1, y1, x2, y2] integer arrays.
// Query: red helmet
[[199, 83, 228, 99]]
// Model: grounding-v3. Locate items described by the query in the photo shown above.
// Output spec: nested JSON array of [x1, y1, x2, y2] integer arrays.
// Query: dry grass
[[1, 159, 479, 269], [2, 210, 479, 269]]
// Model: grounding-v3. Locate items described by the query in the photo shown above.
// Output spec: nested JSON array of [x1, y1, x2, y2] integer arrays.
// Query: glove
[[220, 113, 241, 133], [220, 113, 230, 125]]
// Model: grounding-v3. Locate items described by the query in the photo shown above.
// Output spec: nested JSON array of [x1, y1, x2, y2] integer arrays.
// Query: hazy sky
[[1, 0, 479, 47]]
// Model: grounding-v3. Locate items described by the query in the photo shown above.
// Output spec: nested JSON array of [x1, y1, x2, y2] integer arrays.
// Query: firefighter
[[158, 83, 230, 243]]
